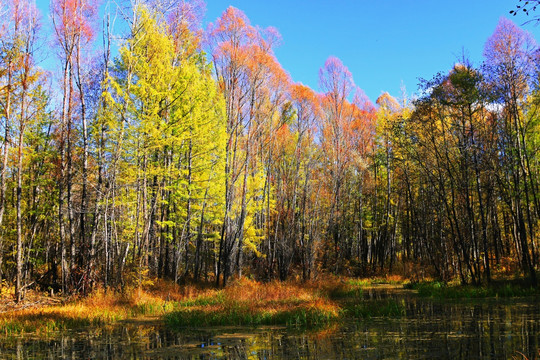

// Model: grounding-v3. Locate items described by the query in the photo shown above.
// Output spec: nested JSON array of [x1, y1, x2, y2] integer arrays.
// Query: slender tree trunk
[[0, 63, 12, 291], [76, 40, 90, 289], [15, 95, 26, 303]]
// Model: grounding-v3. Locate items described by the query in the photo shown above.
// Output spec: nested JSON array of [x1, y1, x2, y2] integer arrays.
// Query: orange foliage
[[52, 0, 98, 46], [290, 83, 322, 137], [167, 0, 206, 58], [319, 58, 375, 182]]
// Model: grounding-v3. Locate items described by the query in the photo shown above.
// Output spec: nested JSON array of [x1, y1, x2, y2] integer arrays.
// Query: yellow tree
[[0, 0, 45, 302], [106, 5, 226, 285]]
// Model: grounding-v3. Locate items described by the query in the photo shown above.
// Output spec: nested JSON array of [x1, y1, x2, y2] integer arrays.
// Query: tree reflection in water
[[0, 296, 538, 359]]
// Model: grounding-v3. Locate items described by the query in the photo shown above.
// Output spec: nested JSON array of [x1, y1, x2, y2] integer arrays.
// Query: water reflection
[[0, 296, 538, 359]]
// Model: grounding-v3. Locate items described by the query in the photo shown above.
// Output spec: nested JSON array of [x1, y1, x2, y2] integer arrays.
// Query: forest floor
[[0, 273, 538, 337], [0, 288, 62, 314]]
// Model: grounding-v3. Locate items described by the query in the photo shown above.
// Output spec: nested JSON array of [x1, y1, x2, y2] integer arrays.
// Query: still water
[[1, 292, 539, 359]]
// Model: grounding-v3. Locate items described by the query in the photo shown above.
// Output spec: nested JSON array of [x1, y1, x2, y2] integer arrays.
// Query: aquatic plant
[[410, 281, 540, 299]]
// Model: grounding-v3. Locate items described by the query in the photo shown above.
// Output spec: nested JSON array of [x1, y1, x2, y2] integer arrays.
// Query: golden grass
[[166, 278, 342, 327], [225, 277, 318, 302], [0, 275, 409, 335], [0, 284, 177, 336]]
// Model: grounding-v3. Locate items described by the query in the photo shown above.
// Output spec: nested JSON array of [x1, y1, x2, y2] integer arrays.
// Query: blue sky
[[204, 1, 540, 103], [34, 0, 540, 103]]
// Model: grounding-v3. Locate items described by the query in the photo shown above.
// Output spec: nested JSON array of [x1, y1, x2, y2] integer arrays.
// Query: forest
[[0, 0, 539, 306]]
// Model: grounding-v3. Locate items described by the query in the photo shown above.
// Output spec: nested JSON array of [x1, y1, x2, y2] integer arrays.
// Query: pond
[[1, 291, 538, 359]]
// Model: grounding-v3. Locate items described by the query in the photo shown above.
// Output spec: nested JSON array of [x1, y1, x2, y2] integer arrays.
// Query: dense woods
[[1, 0, 539, 302]]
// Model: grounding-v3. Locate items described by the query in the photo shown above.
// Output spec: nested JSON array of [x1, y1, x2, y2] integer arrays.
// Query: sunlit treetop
[[51, 0, 99, 47]]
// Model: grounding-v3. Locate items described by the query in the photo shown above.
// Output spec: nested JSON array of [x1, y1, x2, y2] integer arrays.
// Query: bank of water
[[0, 289, 538, 359]]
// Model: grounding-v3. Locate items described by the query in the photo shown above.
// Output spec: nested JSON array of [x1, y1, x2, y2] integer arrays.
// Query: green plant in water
[[344, 299, 406, 318], [410, 281, 539, 299], [165, 303, 339, 328]]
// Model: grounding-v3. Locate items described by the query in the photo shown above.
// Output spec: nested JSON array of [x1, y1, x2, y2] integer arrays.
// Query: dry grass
[[0, 284, 178, 336], [228, 278, 315, 301], [0, 275, 409, 335], [166, 278, 341, 327], [165, 276, 406, 328]]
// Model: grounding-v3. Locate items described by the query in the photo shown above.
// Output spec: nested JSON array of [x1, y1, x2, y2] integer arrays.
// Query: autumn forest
[[1, 0, 539, 307]]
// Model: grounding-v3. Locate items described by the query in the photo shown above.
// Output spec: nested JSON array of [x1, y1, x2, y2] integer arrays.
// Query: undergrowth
[[0, 285, 175, 336], [165, 277, 406, 329], [12, 273, 536, 335]]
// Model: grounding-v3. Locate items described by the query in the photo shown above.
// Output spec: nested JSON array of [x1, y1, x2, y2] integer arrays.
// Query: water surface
[[1, 291, 538, 359]]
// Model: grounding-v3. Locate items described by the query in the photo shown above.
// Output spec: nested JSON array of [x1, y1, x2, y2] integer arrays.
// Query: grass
[[0, 276, 414, 335], [0, 285, 175, 336], [343, 299, 406, 318], [166, 300, 339, 327], [165, 278, 342, 328], [408, 280, 540, 299], [3, 278, 354, 335], [346, 275, 408, 287], [165, 277, 408, 329], [16, 273, 534, 335]]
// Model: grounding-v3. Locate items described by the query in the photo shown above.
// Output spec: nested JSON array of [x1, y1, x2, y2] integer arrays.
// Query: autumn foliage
[[0, 0, 538, 307]]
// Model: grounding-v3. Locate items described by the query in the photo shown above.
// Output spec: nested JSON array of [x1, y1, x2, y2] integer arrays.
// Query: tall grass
[[165, 278, 342, 328], [1, 276, 411, 335], [165, 277, 407, 329], [0, 285, 177, 336]]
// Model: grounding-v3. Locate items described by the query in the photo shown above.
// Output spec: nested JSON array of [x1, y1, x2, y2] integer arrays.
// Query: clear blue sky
[[203, 0, 540, 103], [34, 0, 540, 103]]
